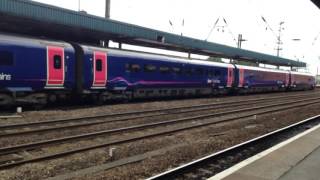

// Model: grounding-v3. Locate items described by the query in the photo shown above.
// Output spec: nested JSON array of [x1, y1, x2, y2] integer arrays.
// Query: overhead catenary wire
[[168, 18, 185, 36], [312, 31, 320, 46], [261, 16, 278, 39], [205, 17, 238, 46], [181, 18, 184, 36], [168, 19, 174, 33], [222, 17, 238, 46], [205, 17, 220, 41]]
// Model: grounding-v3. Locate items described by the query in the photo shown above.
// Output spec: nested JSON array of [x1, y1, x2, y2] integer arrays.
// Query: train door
[[238, 68, 244, 87], [285, 73, 290, 87], [92, 51, 107, 88], [227, 67, 234, 87], [46, 46, 65, 88], [291, 73, 295, 87]]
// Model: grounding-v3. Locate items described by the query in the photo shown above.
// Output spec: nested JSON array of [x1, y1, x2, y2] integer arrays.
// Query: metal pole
[[237, 34, 247, 49], [276, 21, 284, 57], [105, 0, 111, 18]]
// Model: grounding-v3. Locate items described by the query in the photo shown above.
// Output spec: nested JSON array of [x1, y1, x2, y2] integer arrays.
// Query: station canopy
[[311, 0, 320, 8], [0, 0, 306, 67]]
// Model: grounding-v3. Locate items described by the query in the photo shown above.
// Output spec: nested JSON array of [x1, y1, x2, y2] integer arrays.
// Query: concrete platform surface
[[209, 123, 320, 180]]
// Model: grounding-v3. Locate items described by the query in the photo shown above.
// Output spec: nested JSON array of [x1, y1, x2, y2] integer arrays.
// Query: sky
[[32, 0, 320, 74]]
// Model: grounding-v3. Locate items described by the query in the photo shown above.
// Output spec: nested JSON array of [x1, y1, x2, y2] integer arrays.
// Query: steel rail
[[146, 115, 320, 180], [0, 93, 318, 138], [0, 98, 319, 169], [0, 95, 319, 139], [0, 92, 317, 130]]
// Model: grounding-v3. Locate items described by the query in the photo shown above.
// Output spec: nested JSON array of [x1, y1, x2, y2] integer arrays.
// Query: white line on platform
[[209, 116, 320, 180]]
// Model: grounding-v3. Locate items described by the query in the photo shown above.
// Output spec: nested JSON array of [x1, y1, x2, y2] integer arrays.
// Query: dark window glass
[[144, 64, 157, 72], [159, 66, 170, 73], [204, 70, 209, 76], [185, 68, 193, 76], [131, 64, 141, 72], [96, 59, 103, 71], [125, 63, 130, 72], [208, 70, 214, 77], [125, 63, 140, 73], [54, 55, 62, 69], [172, 67, 181, 74], [195, 68, 204, 75], [0, 51, 14, 66], [214, 70, 220, 77]]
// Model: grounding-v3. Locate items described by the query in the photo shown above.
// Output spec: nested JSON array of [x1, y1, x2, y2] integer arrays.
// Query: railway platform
[[210, 122, 320, 180]]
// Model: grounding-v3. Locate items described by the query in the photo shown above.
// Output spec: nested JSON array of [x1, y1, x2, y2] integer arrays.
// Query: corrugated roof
[[0, 0, 306, 67]]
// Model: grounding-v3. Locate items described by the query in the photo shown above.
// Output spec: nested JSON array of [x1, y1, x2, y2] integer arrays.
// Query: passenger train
[[0, 33, 316, 106]]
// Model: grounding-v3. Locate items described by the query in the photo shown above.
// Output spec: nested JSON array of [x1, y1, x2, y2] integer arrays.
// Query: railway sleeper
[[0, 154, 23, 165]]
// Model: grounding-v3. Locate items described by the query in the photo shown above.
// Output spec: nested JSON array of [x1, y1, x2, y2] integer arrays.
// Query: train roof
[[0, 33, 72, 49], [82, 45, 234, 69], [236, 64, 314, 76], [235, 64, 290, 74], [290, 71, 314, 76]]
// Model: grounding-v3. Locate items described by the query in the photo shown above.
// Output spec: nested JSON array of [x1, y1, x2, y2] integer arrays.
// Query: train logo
[[0, 73, 11, 81]]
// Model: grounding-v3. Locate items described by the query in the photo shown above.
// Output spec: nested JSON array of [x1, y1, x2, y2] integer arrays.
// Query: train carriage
[[290, 71, 315, 90], [78, 46, 235, 101], [0, 34, 75, 106], [0, 33, 316, 107], [235, 65, 290, 93]]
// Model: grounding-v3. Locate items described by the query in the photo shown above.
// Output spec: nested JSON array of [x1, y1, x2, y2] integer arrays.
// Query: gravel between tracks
[[0, 90, 316, 125], [0, 98, 293, 147], [0, 90, 320, 180], [77, 102, 320, 180]]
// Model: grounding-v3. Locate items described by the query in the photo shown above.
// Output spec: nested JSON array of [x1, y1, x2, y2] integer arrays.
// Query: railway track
[[0, 92, 319, 137], [147, 115, 320, 180], [0, 94, 320, 170]]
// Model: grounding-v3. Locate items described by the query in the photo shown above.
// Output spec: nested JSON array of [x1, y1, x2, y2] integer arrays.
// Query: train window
[[131, 64, 141, 72], [0, 51, 14, 66], [214, 70, 220, 77], [208, 70, 214, 77], [125, 63, 131, 72], [195, 68, 204, 75], [144, 64, 157, 72], [54, 55, 62, 69], [184, 68, 193, 76], [172, 67, 181, 74], [159, 66, 170, 73], [125, 63, 140, 73], [96, 59, 103, 71]]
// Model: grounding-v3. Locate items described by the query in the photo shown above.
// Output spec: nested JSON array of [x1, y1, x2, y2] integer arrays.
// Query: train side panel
[[80, 46, 234, 100], [0, 34, 75, 105], [290, 72, 315, 90], [235, 65, 289, 93]]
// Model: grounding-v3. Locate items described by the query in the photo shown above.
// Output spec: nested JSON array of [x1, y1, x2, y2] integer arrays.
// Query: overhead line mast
[[105, 0, 110, 19]]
